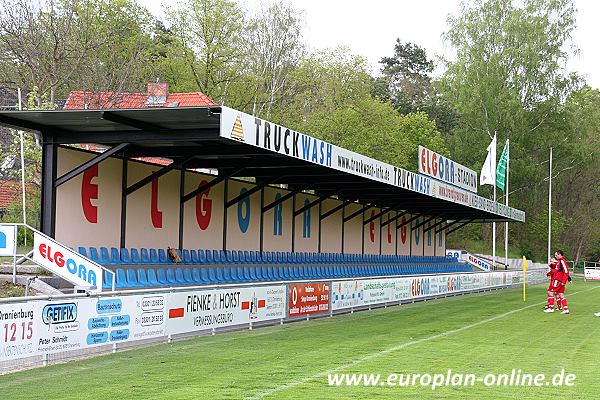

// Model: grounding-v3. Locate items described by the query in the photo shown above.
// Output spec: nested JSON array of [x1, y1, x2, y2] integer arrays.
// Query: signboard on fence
[[329, 270, 540, 311], [288, 283, 330, 317], [32, 232, 104, 292], [35, 294, 167, 356], [584, 268, 600, 281], [464, 253, 491, 271], [166, 285, 286, 335], [0, 224, 16, 257]]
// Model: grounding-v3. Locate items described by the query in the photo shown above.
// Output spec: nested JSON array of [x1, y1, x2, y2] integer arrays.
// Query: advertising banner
[[0, 301, 37, 361], [418, 145, 478, 193], [288, 283, 330, 317], [330, 271, 541, 311], [584, 268, 600, 281], [32, 232, 104, 292], [34, 294, 167, 356], [464, 253, 491, 271], [219, 106, 525, 221], [166, 285, 285, 335]]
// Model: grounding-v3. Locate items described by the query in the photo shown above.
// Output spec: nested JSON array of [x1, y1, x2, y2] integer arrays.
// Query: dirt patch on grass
[[0, 281, 25, 298]]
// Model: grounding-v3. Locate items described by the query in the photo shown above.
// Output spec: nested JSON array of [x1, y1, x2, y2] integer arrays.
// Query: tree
[[166, 0, 246, 105], [374, 39, 458, 135], [440, 0, 581, 259], [0, 0, 155, 106], [245, 1, 305, 117], [377, 40, 434, 114]]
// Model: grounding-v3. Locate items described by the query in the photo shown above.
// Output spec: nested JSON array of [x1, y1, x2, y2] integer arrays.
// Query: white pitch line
[[245, 285, 600, 399]]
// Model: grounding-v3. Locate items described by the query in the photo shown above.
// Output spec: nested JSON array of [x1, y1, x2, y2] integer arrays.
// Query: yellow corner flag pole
[[522, 256, 529, 302]]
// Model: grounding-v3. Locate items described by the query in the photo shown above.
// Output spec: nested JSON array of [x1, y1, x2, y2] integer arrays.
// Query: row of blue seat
[[79, 247, 456, 267], [103, 264, 472, 289]]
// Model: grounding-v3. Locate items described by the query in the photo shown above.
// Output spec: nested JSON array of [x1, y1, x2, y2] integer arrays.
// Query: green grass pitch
[[2, 278, 600, 399]]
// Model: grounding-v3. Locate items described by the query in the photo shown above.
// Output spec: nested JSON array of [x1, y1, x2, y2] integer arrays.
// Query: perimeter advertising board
[[166, 285, 285, 335], [330, 271, 533, 311], [584, 269, 600, 281], [34, 294, 167, 355], [288, 283, 330, 317]]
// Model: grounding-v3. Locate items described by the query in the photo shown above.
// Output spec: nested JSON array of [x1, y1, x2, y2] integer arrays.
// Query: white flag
[[480, 133, 497, 186]]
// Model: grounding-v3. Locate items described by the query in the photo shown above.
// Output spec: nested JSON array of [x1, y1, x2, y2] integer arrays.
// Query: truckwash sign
[[32, 232, 104, 291], [219, 107, 525, 222]]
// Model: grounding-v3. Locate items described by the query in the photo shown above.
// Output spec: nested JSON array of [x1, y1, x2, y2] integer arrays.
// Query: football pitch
[[2, 278, 600, 400]]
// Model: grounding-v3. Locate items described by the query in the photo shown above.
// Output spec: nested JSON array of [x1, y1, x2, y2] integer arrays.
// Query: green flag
[[496, 139, 509, 191]]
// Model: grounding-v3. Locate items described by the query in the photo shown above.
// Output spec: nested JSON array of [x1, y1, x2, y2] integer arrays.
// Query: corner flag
[[480, 133, 497, 186], [496, 140, 509, 191]]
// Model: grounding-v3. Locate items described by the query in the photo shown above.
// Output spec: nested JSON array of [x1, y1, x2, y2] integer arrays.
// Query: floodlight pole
[[547, 147, 553, 263], [504, 139, 509, 270], [18, 88, 27, 246]]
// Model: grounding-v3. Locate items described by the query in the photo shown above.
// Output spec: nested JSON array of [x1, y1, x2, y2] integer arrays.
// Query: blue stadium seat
[[158, 249, 169, 264], [200, 268, 210, 284], [140, 248, 150, 264], [110, 248, 120, 265], [208, 268, 217, 283], [138, 269, 149, 287], [120, 248, 132, 265], [89, 247, 101, 264], [149, 249, 159, 264], [222, 266, 232, 282], [116, 269, 128, 289], [77, 247, 87, 257], [130, 248, 141, 265], [192, 268, 203, 284], [126, 268, 141, 288], [157, 268, 169, 286], [216, 267, 224, 282], [102, 271, 112, 290], [183, 250, 192, 264], [261, 267, 271, 281], [183, 268, 195, 285], [199, 249, 208, 264], [191, 250, 199, 264], [147, 268, 159, 286], [166, 268, 178, 285], [99, 247, 111, 265]]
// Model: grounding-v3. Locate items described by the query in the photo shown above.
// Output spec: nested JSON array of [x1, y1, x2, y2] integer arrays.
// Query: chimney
[[146, 82, 169, 105]]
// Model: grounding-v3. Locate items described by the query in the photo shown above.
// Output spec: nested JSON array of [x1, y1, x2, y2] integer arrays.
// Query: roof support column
[[40, 135, 57, 236]]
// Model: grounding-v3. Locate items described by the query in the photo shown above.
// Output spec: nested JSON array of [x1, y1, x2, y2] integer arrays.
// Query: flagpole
[[492, 133, 497, 270], [504, 139, 509, 270]]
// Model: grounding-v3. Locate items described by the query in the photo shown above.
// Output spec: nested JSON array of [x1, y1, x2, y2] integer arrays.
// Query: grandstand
[[0, 105, 533, 373]]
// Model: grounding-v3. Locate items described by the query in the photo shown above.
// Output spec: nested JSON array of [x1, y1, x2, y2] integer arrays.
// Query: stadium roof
[[0, 105, 525, 225]]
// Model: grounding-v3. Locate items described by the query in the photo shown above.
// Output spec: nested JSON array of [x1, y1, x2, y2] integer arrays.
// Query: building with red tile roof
[[63, 82, 218, 110], [0, 180, 30, 215], [63, 83, 218, 166]]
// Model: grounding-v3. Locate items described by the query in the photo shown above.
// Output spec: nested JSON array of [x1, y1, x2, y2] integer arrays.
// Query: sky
[[138, 0, 600, 89]]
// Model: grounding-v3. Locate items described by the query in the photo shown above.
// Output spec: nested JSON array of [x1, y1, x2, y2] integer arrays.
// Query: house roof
[[0, 180, 29, 209], [63, 91, 218, 110]]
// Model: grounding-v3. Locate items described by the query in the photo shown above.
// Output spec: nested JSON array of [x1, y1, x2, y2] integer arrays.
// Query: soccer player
[[544, 258, 558, 311], [544, 250, 570, 314]]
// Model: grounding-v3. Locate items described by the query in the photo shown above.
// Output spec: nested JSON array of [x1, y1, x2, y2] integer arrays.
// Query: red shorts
[[550, 280, 565, 294]]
